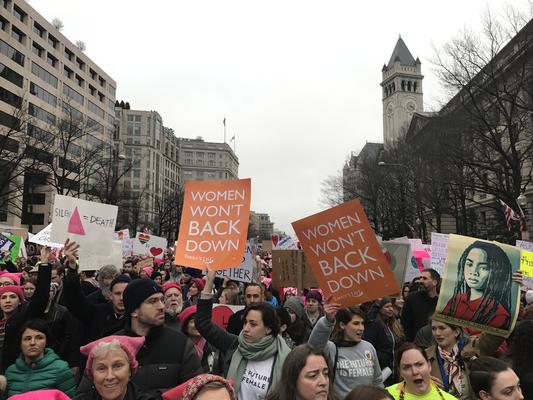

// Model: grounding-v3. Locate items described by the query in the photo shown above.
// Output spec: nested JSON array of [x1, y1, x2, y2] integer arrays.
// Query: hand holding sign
[[323, 296, 341, 323], [63, 239, 80, 269]]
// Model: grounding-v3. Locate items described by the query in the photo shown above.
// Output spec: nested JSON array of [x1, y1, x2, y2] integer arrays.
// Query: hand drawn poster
[[133, 232, 167, 258], [175, 179, 251, 270], [215, 242, 255, 283], [78, 240, 123, 272], [29, 224, 63, 248], [430, 233, 449, 274], [434, 234, 521, 338], [292, 198, 400, 306], [516, 240, 533, 290], [271, 249, 318, 288], [50, 195, 118, 247]]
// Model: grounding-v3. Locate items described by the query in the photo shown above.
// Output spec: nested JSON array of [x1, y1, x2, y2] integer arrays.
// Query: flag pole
[[223, 116, 226, 143]]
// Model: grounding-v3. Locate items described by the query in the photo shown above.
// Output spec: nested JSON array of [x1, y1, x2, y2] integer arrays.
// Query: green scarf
[[227, 331, 291, 395]]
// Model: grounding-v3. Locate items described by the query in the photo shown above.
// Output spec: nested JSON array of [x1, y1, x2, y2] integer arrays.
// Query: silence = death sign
[[51, 194, 118, 246], [175, 178, 251, 270], [292, 198, 400, 306]]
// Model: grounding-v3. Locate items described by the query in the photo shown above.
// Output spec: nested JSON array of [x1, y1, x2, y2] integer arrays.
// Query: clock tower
[[381, 35, 423, 148]]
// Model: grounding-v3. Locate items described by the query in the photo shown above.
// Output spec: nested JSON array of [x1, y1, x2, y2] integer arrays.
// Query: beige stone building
[[0, 0, 116, 231], [177, 137, 238, 182]]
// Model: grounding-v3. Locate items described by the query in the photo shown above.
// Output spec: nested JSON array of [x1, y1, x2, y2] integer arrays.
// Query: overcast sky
[[30, 0, 518, 234]]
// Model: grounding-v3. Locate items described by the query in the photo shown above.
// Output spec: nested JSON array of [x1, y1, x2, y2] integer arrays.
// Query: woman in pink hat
[[74, 335, 157, 400]]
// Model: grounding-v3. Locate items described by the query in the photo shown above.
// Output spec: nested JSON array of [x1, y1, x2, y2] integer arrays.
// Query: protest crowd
[[0, 189, 531, 400]]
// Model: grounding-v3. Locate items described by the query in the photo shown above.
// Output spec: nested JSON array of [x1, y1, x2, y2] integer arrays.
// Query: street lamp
[[517, 193, 529, 240]]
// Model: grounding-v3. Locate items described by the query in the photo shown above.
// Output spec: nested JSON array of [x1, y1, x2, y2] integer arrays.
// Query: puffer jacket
[[5, 347, 76, 397]]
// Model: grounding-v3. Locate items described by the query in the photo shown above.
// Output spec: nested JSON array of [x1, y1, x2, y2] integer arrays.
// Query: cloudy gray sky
[[31, 0, 516, 234]]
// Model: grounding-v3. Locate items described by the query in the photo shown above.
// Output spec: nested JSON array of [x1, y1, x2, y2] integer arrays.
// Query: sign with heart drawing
[[133, 232, 168, 258]]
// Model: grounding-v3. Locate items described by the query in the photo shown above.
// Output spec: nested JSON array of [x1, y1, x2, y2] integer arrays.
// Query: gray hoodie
[[308, 316, 383, 399]]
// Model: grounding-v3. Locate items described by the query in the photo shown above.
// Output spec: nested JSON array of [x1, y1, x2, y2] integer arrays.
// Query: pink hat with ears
[[0, 271, 23, 285], [80, 335, 145, 378], [142, 267, 154, 278], [9, 389, 71, 400], [0, 285, 24, 302]]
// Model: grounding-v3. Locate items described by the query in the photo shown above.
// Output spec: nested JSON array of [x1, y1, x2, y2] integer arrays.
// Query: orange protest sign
[[175, 179, 251, 270], [292, 198, 400, 306]]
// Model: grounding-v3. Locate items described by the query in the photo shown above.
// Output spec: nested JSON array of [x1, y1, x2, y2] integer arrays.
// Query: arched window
[[413, 82, 418, 92], [407, 81, 412, 91], [392, 82, 395, 92], [401, 80, 405, 91]]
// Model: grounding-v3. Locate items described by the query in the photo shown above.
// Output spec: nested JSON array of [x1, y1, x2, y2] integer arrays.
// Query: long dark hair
[[446, 241, 512, 326], [267, 344, 336, 400]]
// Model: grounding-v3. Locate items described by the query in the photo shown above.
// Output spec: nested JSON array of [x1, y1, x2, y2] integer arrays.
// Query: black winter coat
[[401, 290, 438, 341], [0, 263, 51, 372], [64, 267, 126, 343], [43, 303, 83, 367]]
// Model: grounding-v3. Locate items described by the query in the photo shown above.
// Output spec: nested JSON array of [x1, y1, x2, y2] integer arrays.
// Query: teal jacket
[[5, 347, 76, 397]]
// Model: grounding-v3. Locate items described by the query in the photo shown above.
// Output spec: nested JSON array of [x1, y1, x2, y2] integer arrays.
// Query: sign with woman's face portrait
[[434, 234, 521, 338]]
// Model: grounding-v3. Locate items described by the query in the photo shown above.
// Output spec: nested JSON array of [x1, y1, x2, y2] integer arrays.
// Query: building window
[[197, 159, 204, 166], [208, 152, 215, 159], [89, 68, 97, 80], [75, 74, 84, 88], [108, 85, 116, 97], [32, 42, 44, 58], [76, 57, 85, 71], [28, 124, 54, 144], [29, 103, 56, 125], [87, 117, 104, 134], [33, 22, 45, 38], [98, 76, 105, 88], [64, 48, 74, 61], [107, 99, 114, 111], [86, 133, 103, 148], [63, 65, 73, 79], [31, 62, 57, 88], [88, 100, 104, 118], [47, 34, 58, 49], [89, 84, 96, 96], [10, 26, 24, 43], [12, 5, 25, 22], [185, 159, 192, 165], [196, 152, 204, 157], [46, 53, 57, 68], [63, 84, 84, 105], [30, 82, 57, 107], [0, 63, 21, 89], [0, 86, 22, 108], [62, 103, 83, 121]]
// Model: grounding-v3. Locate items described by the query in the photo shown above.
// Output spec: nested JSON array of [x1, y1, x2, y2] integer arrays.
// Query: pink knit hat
[[80, 335, 145, 378], [9, 389, 71, 400], [0, 285, 24, 303], [177, 305, 197, 328], [162, 374, 236, 400], [162, 281, 181, 294], [190, 278, 205, 291], [142, 267, 154, 278], [0, 271, 23, 285]]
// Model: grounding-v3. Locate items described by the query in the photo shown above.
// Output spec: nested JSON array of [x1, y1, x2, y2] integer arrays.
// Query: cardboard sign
[[516, 240, 533, 290], [216, 243, 255, 283], [292, 199, 400, 306], [434, 234, 521, 338], [113, 229, 130, 240], [381, 242, 411, 287], [175, 179, 251, 270], [261, 240, 273, 252], [271, 249, 318, 288], [50, 195, 118, 246], [29, 224, 64, 248], [135, 258, 154, 271], [78, 240, 123, 272], [430, 233, 449, 274], [133, 232, 167, 258]]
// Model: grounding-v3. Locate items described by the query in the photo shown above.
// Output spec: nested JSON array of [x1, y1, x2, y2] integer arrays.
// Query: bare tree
[[51, 18, 63, 31]]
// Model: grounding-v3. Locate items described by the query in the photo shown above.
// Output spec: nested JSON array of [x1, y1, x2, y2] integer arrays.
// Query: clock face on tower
[[406, 101, 416, 112]]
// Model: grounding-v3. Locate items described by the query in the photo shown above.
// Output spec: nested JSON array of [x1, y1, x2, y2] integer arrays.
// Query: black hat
[[123, 279, 163, 314], [110, 274, 132, 291]]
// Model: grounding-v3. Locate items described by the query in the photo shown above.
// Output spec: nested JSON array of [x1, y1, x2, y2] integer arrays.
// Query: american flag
[[499, 199, 526, 231]]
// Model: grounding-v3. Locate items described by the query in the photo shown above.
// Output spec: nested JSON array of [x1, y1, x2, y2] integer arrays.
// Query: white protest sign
[[216, 245, 255, 283], [50, 195, 118, 247], [430, 233, 449, 274], [133, 232, 167, 258], [516, 240, 533, 290], [29, 224, 64, 248], [113, 229, 130, 240], [78, 240, 123, 271], [275, 235, 298, 250], [122, 237, 133, 257]]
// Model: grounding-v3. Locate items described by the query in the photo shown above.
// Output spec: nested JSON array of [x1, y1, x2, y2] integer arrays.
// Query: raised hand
[[63, 239, 80, 268], [40, 246, 51, 264], [323, 295, 341, 322], [512, 271, 524, 286]]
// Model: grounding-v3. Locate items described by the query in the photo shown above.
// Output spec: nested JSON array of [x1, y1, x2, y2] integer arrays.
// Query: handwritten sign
[[113, 229, 130, 240], [50, 195, 117, 246], [515, 240, 533, 290], [133, 232, 167, 258], [135, 258, 154, 271], [78, 241, 123, 272], [430, 233, 449, 274], [216, 248, 255, 283], [29, 224, 63, 248], [175, 179, 251, 270], [520, 250, 533, 278], [271, 249, 318, 288], [292, 199, 400, 306]]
